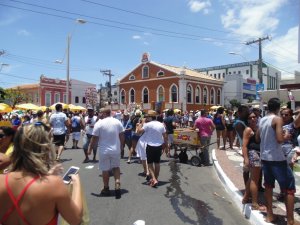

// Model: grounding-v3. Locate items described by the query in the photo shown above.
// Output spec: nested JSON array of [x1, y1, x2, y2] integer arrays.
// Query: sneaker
[[126, 159, 131, 164], [100, 187, 110, 196]]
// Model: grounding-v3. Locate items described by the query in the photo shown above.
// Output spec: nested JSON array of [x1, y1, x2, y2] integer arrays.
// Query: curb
[[212, 149, 269, 225]]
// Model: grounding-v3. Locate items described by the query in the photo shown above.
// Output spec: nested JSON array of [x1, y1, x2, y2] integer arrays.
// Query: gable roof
[[151, 61, 221, 82]]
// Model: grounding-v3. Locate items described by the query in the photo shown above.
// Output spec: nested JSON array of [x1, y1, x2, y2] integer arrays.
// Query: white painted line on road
[[85, 165, 94, 169]]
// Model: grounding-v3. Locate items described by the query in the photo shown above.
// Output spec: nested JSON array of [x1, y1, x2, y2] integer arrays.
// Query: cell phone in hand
[[62, 166, 80, 184]]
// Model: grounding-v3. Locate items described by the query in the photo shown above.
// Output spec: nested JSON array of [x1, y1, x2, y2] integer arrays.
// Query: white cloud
[[221, 0, 287, 38], [132, 35, 141, 40], [263, 26, 300, 79], [17, 29, 30, 36], [188, 0, 211, 14]]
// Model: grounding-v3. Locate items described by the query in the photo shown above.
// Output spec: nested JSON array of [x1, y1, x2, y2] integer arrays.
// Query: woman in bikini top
[[0, 122, 83, 225]]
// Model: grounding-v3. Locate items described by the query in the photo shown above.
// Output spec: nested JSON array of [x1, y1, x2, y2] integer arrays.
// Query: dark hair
[[0, 126, 15, 138], [37, 110, 44, 117], [216, 107, 224, 114], [55, 103, 62, 111], [268, 98, 280, 112], [201, 109, 207, 116], [238, 105, 249, 113], [166, 109, 174, 116]]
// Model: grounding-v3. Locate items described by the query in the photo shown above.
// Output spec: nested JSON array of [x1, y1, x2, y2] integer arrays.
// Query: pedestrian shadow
[[59, 158, 72, 163], [141, 180, 170, 187], [91, 189, 129, 198], [259, 212, 287, 225]]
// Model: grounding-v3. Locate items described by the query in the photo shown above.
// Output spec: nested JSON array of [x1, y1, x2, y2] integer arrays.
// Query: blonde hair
[[11, 123, 55, 176]]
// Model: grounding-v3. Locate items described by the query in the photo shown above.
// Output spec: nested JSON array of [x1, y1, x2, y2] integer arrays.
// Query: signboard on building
[[256, 83, 264, 100]]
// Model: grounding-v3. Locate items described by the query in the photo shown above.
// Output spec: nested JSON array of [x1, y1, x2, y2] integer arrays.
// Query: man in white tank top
[[256, 98, 295, 224]]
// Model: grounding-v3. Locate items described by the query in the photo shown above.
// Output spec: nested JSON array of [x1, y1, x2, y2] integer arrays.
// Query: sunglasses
[[294, 111, 300, 116], [0, 134, 6, 138]]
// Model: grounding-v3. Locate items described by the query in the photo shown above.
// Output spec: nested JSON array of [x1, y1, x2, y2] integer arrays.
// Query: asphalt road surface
[[60, 135, 250, 225]]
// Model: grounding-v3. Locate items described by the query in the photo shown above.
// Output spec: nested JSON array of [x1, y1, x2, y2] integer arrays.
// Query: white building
[[197, 61, 281, 105], [71, 79, 97, 107]]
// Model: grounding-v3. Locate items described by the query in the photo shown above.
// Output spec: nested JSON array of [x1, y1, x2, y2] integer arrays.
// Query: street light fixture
[[0, 63, 9, 72], [55, 18, 86, 104]]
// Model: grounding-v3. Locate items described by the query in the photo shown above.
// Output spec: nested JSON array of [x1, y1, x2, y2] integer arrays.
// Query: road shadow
[[59, 158, 72, 163], [91, 189, 129, 198], [165, 160, 224, 225]]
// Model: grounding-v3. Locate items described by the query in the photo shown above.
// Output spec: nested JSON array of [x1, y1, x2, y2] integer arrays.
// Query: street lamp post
[[56, 19, 86, 104]]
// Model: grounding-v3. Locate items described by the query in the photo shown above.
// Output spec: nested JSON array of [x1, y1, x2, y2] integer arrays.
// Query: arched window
[[143, 88, 149, 103], [82, 97, 86, 104], [210, 88, 215, 105], [55, 93, 60, 103], [203, 87, 208, 104], [142, 65, 149, 78], [170, 85, 178, 102], [120, 89, 125, 104], [130, 89, 135, 103], [75, 96, 79, 103], [187, 85, 193, 103], [217, 89, 221, 105], [157, 86, 164, 102], [195, 86, 200, 103]]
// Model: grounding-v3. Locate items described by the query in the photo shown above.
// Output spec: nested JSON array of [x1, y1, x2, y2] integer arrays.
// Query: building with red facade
[[8, 75, 96, 107], [116, 53, 224, 112]]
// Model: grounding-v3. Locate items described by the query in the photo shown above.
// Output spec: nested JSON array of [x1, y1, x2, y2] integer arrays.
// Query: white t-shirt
[[84, 115, 98, 135], [92, 117, 124, 154], [49, 112, 67, 135], [143, 121, 166, 146]]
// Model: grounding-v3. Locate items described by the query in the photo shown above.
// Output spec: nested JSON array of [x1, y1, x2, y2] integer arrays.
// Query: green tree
[[4, 88, 32, 107], [0, 87, 5, 103], [229, 99, 241, 109], [247, 96, 255, 103]]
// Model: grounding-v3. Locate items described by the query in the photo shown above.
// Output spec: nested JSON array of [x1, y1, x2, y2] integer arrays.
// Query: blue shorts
[[261, 160, 296, 195]]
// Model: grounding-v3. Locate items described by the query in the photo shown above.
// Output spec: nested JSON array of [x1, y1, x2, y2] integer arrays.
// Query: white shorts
[[72, 132, 81, 141], [168, 134, 174, 145], [99, 153, 120, 171]]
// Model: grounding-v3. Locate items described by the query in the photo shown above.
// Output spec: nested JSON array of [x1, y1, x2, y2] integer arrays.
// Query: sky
[[0, 0, 299, 89]]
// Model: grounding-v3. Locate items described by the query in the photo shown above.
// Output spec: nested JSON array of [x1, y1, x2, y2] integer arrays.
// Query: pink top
[[194, 117, 214, 137]]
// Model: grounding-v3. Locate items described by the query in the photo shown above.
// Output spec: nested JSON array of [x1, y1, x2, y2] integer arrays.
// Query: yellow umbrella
[[39, 106, 48, 111], [0, 103, 13, 113], [49, 102, 69, 110], [210, 105, 221, 110], [174, 109, 181, 114], [15, 103, 40, 111], [69, 105, 87, 112]]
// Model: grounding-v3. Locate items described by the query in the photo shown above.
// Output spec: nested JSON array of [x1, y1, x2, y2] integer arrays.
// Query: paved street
[[60, 135, 250, 225]]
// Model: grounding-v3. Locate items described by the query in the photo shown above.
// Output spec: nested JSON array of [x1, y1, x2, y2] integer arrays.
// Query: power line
[[1, 2, 241, 43], [80, 0, 231, 34]]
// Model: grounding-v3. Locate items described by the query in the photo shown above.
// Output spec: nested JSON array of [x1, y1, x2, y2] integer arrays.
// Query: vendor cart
[[173, 128, 216, 166]]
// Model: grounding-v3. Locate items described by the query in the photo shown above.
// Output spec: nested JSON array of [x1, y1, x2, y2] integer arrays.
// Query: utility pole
[[245, 36, 270, 84], [100, 69, 114, 104]]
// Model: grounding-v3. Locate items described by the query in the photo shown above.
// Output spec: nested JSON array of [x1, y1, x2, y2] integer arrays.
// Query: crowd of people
[[1, 99, 300, 224]]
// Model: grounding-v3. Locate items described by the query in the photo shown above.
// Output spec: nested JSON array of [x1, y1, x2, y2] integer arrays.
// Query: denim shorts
[[261, 160, 296, 195]]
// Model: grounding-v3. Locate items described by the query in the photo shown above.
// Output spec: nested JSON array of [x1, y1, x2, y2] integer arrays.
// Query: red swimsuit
[[0, 174, 58, 225]]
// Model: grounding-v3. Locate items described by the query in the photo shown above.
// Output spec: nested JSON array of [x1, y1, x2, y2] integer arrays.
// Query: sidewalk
[[212, 146, 300, 225]]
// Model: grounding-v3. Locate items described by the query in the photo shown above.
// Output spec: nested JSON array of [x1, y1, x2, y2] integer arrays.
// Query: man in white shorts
[[88, 108, 124, 199]]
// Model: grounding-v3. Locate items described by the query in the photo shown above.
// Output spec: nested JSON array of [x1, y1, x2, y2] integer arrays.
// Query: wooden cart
[[173, 128, 216, 166]]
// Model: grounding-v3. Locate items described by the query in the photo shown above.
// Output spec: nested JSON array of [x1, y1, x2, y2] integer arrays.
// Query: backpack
[[71, 117, 79, 128]]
